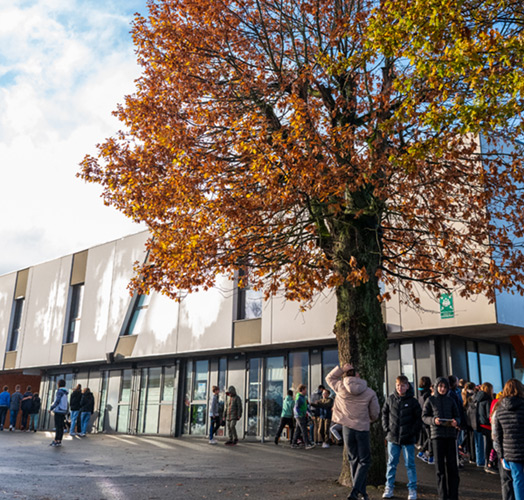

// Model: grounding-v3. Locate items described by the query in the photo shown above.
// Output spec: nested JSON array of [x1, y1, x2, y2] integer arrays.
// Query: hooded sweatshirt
[[422, 377, 460, 440], [325, 366, 380, 432], [50, 388, 69, 414], [224, 386, 242, 421]]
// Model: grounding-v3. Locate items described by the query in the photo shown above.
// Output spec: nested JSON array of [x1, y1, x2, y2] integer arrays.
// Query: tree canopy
[[80, 0, 524, 309]]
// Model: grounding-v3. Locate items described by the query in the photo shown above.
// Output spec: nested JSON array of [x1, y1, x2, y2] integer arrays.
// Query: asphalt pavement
[[0, 431, 503, 499]]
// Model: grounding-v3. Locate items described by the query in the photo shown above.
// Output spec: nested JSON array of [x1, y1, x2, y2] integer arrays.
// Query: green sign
[[440, 293, 454, 319]]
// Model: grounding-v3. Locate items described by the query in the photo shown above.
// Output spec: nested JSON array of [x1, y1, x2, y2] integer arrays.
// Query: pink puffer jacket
[[326, 366, 380, 432]]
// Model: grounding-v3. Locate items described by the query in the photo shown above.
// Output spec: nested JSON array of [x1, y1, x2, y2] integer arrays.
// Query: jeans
[[9, 409, 18, 428], [209, 416, 219, 440], [21, 410, 30, 429], [508, 462, 524, 500], [342, 426, 371, 499], [320, 418, 331, 444], [80, 412, 91, 435], [54, 412, 66, 442], [70, 410, 80, 434], [29, 413, 39, 431], [293, 416, 311, 446], [432, 438, 459, 500], [0, 406, 8, 429], [386, 442, 417, 491], [474, 430, 485, 466], [501, 462, 516, 500]]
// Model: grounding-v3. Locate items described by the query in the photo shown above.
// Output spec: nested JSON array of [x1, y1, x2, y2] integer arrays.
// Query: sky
[[0, 0, 150, 276]]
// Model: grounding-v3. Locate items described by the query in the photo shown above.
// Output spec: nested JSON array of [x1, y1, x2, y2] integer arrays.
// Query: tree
[[80, 0, 524, 486]]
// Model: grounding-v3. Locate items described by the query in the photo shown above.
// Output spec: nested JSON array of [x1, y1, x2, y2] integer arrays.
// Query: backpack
[[466, 398, 478, 431], [57, 390, 69, 413]]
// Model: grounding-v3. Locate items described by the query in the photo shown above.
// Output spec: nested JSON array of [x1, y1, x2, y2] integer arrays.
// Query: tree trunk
[[331, 213, 388, 487]]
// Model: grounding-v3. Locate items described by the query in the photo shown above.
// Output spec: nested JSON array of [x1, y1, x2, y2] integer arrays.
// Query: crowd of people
[[265, 365, 524, 500], [0, 384, 41, 431]]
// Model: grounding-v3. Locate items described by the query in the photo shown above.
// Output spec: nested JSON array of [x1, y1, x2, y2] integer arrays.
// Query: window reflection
[[288, 352, 309, 394], [400, 343, 415, 384], [322, 349, 338, 391], [478, 342, 503, 393]]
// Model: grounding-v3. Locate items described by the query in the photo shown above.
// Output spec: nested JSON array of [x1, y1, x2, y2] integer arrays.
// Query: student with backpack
[[49, 379, 68, 447], [28, 392, 41, 432]]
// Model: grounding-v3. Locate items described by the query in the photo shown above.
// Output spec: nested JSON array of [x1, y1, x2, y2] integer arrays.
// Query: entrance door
[[246, 357, 262, 437], [264, 356, 284, 438]]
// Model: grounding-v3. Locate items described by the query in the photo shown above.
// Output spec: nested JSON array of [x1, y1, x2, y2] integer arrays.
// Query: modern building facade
[[0, 230, 523, 438]]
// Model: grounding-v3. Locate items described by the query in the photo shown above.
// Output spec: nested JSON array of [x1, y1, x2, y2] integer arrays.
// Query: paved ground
[[0, 431, 503, 499]]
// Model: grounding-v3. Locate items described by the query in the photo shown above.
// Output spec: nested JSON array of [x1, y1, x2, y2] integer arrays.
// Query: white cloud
[[0, 0, 149, 275]]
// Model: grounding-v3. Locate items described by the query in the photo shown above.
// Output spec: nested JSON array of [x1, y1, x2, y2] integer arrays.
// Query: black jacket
[[79, 392, 95, 413], [474, 390, 492, 427], [494, 396, 524, 463], [422, 390, 460, 439], [30, 395, 41, 414], [382, 385, 422, 445], [70, 389, 83, 411]]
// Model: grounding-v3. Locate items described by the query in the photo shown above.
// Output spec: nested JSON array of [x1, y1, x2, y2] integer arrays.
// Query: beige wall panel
[[77, 231, 149, 363], [177, 274, 235, 353], [18, 257, 71, 368], [0, 273, 18, 353], [395, 283, 497, 332], [132, 293, 179, 357], [270, 290, 337, 344]]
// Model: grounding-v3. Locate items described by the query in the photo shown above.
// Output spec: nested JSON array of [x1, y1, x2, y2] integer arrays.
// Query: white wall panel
[[270, 290, 337, 344], [177, 274, 235, 352], [132, 292, 179, 357], [82, 232, 149, 361], [18, 257, 71, 368], [0, 273, 17, 353]]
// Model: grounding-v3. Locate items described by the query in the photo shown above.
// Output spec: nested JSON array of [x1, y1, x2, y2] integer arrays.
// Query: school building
[[0, 230, 523, 439]]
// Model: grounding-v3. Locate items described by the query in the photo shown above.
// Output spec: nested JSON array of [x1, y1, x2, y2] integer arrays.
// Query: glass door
[[246, 357, 262, 436], [182, 360, 209, 435], [264, 356, 284, 438]]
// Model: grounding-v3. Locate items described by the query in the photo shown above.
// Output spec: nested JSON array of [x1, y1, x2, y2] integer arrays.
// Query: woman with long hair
[[493, 379, 524, 500]]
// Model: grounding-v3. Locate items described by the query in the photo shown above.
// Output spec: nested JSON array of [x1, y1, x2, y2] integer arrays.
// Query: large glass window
[[117, 369, 133, 433], [264, 356, 284, 438], [288, 352, 309, 394], [467, 341, 480, 385], [322, 349, 338, 391], [8, 298, 24, 351], [478, 342, 503, 393], [65, 284, 84, 344], [247, 358, 261, 436], [513, 354, 524, 384], [400, 343, 415, 385], [182, 360, 209, 435], [98, 371, 109, 432]]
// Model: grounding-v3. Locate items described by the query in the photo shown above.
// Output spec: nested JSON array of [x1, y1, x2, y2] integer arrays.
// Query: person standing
[[291, 384, 315, 450], [69, 384, 82, 436], [310, 384, 325, 445], [209, 385, 220, 445], [79, 387, 94, 436], [417, 376, 434, 464], [224, 385, 242, 446], [382, 375, 422, 500], [477, 382, 496, 474], [49, 379, 69, 447], [422, 377, 460, 500], [326, 363, 380, 500], [493, 378, 524, 500], [20, 386, 33, 431], [315, 388, 334, 448], [274, 389, 294, 445], [28, 392, 41, 432], [9, 385, 23, 431], [0, 386, 10, 431]]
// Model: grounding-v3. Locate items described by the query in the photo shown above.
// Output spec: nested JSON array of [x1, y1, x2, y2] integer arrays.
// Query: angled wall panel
[[0, 273, 17, 354]]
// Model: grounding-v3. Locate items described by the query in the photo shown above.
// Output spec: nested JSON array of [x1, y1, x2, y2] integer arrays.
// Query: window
[[322, 348, 338, 391], [65, 284, 84, 344], [467, 341, 480, 385], [288, 351, 309, 394], [478, 342, 503, 393], [8, 298, 24, 351], [400, 343, 415, 384], [236, 268, 262, 320], [123, 293, 150, 336]]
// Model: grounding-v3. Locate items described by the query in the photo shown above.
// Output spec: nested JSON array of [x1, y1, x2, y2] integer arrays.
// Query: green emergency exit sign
[[440, 293, 454, 319]]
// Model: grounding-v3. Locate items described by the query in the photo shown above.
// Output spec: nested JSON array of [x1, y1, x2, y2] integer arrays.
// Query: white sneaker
[[208, 439, 218, 445], [382, 486, 394, 499], [408, 489, 417, 500], [305, 443, 316, 450], [322, 442, 330, 448]]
